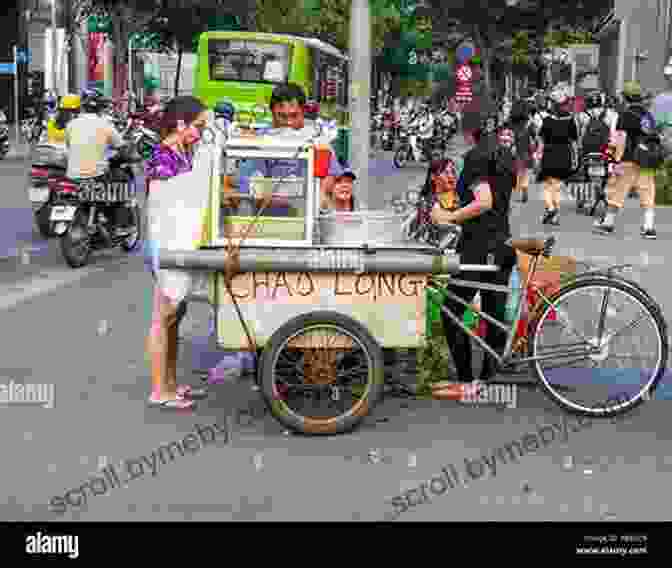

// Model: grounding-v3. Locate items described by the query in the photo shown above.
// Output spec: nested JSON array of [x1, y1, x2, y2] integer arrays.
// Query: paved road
[[1, 137, 671, 524]]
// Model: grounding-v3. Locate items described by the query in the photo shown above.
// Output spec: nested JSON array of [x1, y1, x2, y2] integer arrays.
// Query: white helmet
[[549, 82, 571, 104], [664, 60, 672, 78]]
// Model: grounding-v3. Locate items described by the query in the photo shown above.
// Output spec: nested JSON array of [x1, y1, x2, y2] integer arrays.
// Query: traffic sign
[[16, 50, 31, 64], [0, 63, 16, 74]]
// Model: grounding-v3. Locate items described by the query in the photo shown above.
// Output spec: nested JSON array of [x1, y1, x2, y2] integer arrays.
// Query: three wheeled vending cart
[[158, 130, 495, 434]]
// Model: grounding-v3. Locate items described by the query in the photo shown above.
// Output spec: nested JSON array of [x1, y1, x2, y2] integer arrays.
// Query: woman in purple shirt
[[145, 96, 209, 410]]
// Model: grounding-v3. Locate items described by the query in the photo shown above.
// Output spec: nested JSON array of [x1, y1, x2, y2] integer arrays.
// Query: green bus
[[194, 31, 351, 159]]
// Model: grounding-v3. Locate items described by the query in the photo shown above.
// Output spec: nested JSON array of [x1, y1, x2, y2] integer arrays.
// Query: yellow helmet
[[60, 94, 81, 110]]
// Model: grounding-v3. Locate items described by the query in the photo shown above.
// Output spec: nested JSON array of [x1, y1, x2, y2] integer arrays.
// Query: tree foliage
[[256, 0, 405, 54], [428, 0, 607, 91]]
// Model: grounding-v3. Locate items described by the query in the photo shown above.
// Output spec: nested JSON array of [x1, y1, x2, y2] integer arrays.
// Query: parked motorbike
[[380, 108, 396, 150], [0, 109, 9, 158], [28, 143, 68, 238], [125, 106, 161, 159], [397, 188, 461, 250], [49, 145, 143, 268], [393, 125, 436, 168]]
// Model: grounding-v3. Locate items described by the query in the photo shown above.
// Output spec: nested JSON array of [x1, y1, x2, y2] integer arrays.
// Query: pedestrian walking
[[594, 81, 665, 238], [538, 82, 579, 225]]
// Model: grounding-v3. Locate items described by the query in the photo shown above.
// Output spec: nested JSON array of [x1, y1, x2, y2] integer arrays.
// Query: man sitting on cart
[[222, 83, 342, 215]]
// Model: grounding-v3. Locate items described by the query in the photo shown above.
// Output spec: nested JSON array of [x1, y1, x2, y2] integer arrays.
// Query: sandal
[[147, 396, 196, 409], [176, 384, 208, 399]]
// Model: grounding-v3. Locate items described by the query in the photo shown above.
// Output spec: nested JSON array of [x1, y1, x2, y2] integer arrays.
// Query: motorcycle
[[393, 124, 435, 168], [49, 145, 143, 268], [125, 106, 161, 159], [28, 143, 68, 238], [0, 109, 9, 158], [577, 152, 610, 218], [396, 188, 461, 250], [381, 108, 396, 150]]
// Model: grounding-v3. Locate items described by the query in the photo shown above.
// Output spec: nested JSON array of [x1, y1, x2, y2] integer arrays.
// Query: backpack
[[581, 110, 610, 154], [622, 105, 665, 168]]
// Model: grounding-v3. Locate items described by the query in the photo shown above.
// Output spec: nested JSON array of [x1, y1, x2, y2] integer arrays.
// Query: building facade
[[597, 0, 672, 96]]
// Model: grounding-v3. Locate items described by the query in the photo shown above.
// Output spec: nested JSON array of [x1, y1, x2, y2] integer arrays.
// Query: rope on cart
[[217, 137, 316, 368]]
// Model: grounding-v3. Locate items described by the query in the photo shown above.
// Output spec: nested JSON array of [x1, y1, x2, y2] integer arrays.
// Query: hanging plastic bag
[[504, 267, 521, 324]]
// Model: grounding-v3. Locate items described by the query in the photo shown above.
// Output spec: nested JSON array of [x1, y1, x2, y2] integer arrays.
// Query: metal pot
[[318, 210, 409, 246]]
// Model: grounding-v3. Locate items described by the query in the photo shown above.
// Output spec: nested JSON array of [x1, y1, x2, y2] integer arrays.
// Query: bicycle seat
[[508, 238, 547, 256]]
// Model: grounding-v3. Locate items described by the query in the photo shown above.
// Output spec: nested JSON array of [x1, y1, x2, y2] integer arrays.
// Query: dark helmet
[[214, 99, 235, 121], [585, 90, 605, 110]]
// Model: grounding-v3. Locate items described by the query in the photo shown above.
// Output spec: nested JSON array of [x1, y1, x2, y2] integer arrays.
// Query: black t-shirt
[[617, 104, 647, 162], [459, 145, 515, 249]]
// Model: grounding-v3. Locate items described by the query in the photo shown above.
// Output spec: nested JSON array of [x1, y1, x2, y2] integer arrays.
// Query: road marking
[[0, 267, 105, 311]]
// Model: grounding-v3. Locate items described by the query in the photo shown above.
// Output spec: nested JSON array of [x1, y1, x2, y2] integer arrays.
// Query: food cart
[[156, 127, 494, 435]]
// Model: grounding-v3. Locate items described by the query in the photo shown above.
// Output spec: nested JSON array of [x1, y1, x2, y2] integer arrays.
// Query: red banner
[[88, 32, 105, 83]]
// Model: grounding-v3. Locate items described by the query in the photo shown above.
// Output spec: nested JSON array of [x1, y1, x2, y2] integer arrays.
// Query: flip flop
[[177, 384, 208, 399], [147, 396, 196, 409]]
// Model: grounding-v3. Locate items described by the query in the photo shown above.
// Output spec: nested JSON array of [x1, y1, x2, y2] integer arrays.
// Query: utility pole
[[348, 0, 371, 207], [50, 0, 58, 96], [64, 0, 74, 92]]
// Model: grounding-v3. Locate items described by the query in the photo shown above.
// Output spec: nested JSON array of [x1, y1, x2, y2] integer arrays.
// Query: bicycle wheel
[[528, 278, 668, 418], [569, 271, 664, 318], [259, 311, 385, 435]]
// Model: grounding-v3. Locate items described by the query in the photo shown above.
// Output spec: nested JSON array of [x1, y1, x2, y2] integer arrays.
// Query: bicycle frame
[[426, 253, 604, 367]]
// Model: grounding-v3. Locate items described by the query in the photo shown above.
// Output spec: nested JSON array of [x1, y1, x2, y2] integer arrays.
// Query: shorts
[[606, 161, 656, 209], [144, 239, 202, 305]]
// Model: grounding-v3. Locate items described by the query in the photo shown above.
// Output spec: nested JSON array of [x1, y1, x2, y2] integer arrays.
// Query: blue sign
[[16, 50, 31, 64], [0, 63, 16, 74]]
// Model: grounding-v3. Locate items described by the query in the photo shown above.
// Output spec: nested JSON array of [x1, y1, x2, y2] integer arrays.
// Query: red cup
[[314, 145, 331, 178]]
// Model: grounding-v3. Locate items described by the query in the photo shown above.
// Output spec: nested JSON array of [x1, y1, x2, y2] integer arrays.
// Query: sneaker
[[642, 227, 657, 239], [593, 219, 614, 235], [549, 211, 560, 225], [520, 193, 528, 203], [541, 209, 555, 224]]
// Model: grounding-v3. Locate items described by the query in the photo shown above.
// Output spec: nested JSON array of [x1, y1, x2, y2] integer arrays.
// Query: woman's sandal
[[147, 396, 196, 409], [176, 384, 208, 399]]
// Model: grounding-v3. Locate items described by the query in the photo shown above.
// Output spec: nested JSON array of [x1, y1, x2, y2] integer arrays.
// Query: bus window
[[208, 39, 291, 83]]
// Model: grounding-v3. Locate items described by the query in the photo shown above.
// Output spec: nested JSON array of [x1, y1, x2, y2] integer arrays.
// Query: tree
[[142, 2, 240, 96], [256, 0, 404, 55], [428, 0, 609, 93]]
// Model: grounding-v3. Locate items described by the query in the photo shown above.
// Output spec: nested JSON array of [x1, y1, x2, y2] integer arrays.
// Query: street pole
[[13, 46, 20, 142], [348, 0, 371, 209], [51, 0, 58, 96], [64, 0, 74, 92]]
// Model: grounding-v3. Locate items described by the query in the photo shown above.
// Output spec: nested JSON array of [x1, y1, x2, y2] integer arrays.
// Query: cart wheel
[[259, 311, 385, 435]]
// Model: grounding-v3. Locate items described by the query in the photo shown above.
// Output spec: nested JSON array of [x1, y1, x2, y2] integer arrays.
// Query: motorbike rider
[[412, 103, 435, 161], [64, 91, 128, 230], [594, 81, 662, 238], [431, 114, 517, 395], [47, 94, 81, 145], [538, 82, 579, 225]]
